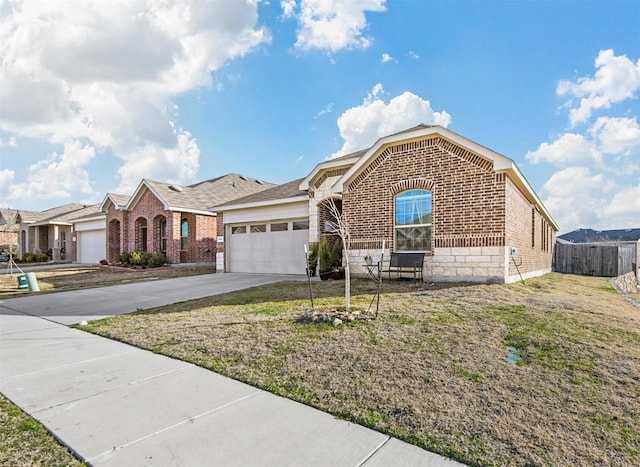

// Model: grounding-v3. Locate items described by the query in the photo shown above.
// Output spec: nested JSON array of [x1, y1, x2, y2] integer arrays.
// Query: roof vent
[[239, 175, 248, 181], [168, 184, 184, 192], [255, 179, 263, 185], [596, 230, 602, 234], [625, 228, 632, 232]]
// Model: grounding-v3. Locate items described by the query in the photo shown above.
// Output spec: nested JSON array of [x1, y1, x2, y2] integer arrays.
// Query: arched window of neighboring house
[[160, 219, 167, 253], [135, 217, 148, 252], [394, 189, 432, 251], [180, 218, 188, 250]]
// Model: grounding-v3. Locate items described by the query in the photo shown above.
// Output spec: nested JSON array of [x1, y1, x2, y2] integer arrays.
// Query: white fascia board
[[299, 156, 361, 191], [98, 194, 112, 212], [32, 220, 74, 227], [123, 179, 148, 210], [210, 195, 308, 213], [100, 193, 126, 212], [167, 206, 216, 216], [70, 214, 106, 224], [500, 166, 560, 231]]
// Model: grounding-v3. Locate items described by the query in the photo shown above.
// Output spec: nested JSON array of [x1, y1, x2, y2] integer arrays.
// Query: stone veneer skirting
[[349, 246, 552, 284]]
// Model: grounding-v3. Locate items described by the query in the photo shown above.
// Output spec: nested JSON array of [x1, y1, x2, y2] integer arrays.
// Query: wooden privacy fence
[[554, 243, 634, 277]]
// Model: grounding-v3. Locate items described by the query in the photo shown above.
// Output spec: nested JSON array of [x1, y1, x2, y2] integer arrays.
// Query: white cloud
[[0, 136, 16, 147], [381, 52, 392, 63], [541, 167, 615, 231], [331, 84, 452, 158], [7, 140, 96, 201], [590, 116, 640, 155], [0, 0, 268, 204], [532, 50, 640, 232], [557, 49, 640, 126], [0, 169, 15, 200], [291, 0, 386, 52], [281, 0, 297, 18], [602, 185, 640, 227], [116, 127, 201, 194], [525, 133, 602, 167], [315, 102, 334, 118]]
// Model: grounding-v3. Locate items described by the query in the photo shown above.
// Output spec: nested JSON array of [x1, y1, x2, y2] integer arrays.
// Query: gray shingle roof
[[559, 228, 640, 243], [109, 194, 131, 208], [137, 174, 276, 213], [30, 203, 89, 225], [211, 178, 307, 210], [66, 204, 104, 222]]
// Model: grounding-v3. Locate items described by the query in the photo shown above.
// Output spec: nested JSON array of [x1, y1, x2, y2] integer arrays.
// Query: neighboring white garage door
[[78, 229, 106, 264], [227, 220, 308, 274]]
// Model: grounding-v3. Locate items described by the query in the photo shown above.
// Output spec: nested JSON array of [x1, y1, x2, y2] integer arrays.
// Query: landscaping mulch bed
[[81, 273, 640, 466]]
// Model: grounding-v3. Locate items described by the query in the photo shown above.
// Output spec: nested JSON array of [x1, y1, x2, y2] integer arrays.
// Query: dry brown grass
[[82, 273, 640, 466], [0, 265, 215, 298]]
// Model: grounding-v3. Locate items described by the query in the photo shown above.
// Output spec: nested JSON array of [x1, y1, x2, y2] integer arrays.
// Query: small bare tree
[[0, 208, 23, 275], [322, 196, 352, 312]]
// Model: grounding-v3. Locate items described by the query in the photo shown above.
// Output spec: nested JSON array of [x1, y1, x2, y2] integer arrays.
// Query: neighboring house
[[68, 204, 106, 264], [15, 204, 87, 260], [557, 228, 640, 282], [0, 208, 19, 252], [102, 174, 275, 265], [213, 125, 559, 283]]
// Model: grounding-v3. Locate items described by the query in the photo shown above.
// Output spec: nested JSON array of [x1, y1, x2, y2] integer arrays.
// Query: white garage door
[[78, 229, 106, 264], [227, 220, 308, 274]]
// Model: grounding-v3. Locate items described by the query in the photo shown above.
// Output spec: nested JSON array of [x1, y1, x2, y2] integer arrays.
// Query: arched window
[[180, 218, 188, 250], [394, 190, 432, 251], [160, 219, 167, 253]]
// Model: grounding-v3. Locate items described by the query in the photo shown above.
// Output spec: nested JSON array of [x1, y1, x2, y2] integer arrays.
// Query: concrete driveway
[[0, 272, 461, 466]]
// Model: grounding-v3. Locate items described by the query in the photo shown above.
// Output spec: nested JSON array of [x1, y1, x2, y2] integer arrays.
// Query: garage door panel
[[228, 225, 307, 274], [78, 230, 106, 264]]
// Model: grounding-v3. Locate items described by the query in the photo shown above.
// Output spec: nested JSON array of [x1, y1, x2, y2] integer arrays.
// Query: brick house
[[102, 174, 275, 265], [213, 125, 559, 283]]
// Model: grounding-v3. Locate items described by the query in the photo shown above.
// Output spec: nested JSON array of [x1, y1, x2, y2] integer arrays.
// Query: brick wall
[[345, 137, 505, 247], [335, 136, 552, 283], [504, 177, 554, 279], [104, 187, 217, 265]]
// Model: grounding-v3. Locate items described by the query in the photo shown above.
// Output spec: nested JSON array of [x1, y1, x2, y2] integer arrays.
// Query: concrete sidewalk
[[0, 273, 462, 466]]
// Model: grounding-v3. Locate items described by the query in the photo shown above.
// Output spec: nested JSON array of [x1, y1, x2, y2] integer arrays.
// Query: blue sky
[[1, 0, 639, 233]]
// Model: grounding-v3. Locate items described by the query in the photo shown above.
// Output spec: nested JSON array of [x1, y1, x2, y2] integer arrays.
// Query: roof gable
[[100, 193, 131, 212], [314, 125, 557, 231], [125, 174, 276, 215]]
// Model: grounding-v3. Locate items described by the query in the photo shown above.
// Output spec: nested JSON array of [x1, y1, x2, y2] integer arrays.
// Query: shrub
[[146, 253, 167, 268], [118, 250, 167, 268], [23, 253, 48, 263], [319, 237, 332, 270], [330, 238, 343, 267], [118, 251, 132, 265]]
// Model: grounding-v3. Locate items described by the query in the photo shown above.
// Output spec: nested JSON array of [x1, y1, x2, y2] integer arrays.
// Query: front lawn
[[0, 394, 85, 466], [80, 273, 640, 466]]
